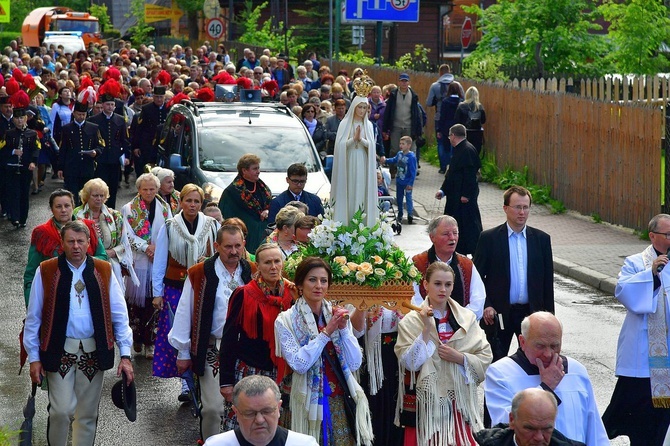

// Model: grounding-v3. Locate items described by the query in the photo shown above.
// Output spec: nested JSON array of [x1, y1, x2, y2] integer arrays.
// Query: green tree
[[464, 0, 607, 77], [89, 4, 113, 33], [600, 0, 670, 74], [173, 0, 205, 43], [236, 1, 305, 57], [125, 0, 155, 47], [294, 0, 331, 55]]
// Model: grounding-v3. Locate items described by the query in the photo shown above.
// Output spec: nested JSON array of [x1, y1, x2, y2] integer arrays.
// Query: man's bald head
[[510, 389, 558, 446]]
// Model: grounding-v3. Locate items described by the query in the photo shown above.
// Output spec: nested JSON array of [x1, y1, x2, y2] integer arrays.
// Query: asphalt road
[[0, 179, 631, 445]]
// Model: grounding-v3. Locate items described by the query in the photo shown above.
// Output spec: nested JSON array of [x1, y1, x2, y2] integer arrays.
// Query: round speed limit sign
[[391, 0, 411, 11], [206, 18, 224, 40]]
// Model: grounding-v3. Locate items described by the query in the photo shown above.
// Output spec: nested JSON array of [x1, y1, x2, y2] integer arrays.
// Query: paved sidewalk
[[389, 160, 649, 295]]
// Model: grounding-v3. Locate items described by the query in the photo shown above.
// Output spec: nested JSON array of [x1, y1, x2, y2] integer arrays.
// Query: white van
[[42, 31, 85, 55]]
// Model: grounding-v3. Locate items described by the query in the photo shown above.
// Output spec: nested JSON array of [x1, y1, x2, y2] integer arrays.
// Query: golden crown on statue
[[352, 72, 375, 97]]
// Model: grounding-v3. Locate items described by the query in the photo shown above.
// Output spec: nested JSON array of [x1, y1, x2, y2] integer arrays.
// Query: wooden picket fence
[[503, 75, 670, 104], [328, 61, 664, 229]]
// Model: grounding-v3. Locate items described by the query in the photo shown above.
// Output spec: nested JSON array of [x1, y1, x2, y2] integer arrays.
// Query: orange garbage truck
[[22, 7, 104, 48]]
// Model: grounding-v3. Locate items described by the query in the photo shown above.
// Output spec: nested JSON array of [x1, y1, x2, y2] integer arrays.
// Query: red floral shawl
[[31, 218, 100, 257], [237, 277, 294, 381]]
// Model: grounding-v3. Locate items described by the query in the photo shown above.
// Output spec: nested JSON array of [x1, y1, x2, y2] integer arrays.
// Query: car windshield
[[52, 19, 99, 34], [198, 126, 321, 173]]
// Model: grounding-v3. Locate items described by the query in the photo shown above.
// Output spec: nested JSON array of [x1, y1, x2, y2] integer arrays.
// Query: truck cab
[[22, 7, 103, 48]]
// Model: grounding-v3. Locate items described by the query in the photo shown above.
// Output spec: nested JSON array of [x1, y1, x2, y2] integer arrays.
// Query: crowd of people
[[8, 36, 669, 446]]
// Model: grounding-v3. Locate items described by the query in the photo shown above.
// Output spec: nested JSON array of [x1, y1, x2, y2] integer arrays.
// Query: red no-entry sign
[[461, 17, 473, 49]]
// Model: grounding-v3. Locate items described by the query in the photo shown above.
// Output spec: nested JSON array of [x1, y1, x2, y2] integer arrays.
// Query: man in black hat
[[132, 85, 168, 176], [0, 95, 13, 218], [89, 93, 130, 208], [58, 101, 105, 206], [23, 220, 134, 446], [0, 107, 40, 227]]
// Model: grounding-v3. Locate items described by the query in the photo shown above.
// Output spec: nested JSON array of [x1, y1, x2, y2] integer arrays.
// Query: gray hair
[[255, 243, 282, 262], [649, 214, 670, 233], [511, 388, 557, 419], [450, 123, 467, 138], [428, 215, 458, 236], [136, 172, 160, 190], [232, 375, 280, 406]]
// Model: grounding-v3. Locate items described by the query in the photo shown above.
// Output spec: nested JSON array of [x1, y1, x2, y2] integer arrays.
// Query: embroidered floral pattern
[[382, 333, 396, 345], [77, 351, 100, 382], [232, 176, 272, 217], [126, 195, 169, 242], [58, 353, 78, 378], [206, 345, 220, 378]]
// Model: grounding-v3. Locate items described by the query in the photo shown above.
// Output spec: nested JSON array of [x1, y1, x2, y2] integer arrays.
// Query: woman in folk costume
[[276, 257, 374, 446], [353, 304, 407, 446], [122, 172, 173, 359], [395, 262, 492, 446], [152, 166, 180, 214], [219, 243, 295, 431], [74, 178, 137, 291], [331, 75, 378, 226], [218, 154, 272, 253], [151, 184, 219, 396], [23, 188, 107, 307]]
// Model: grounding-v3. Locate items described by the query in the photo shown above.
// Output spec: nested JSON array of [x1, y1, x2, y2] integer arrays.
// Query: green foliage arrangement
[[284, 209, 421, 287]]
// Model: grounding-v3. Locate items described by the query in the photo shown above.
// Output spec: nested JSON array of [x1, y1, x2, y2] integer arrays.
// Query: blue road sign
[[345, 0, 420, 23]]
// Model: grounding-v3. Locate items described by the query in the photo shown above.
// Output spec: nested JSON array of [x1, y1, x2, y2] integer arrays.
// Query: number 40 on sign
[[206, 18, 224, 40]]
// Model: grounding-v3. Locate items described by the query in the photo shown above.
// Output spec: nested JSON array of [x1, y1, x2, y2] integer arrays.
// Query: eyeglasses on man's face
[[508, 205, 531, 212], [238, 407, 277, 420], [289, 178, 307, 185], [651, 231, 670, 239]]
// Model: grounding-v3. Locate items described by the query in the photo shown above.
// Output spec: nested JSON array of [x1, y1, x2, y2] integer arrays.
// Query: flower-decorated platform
[[284, 209, 421, 312]]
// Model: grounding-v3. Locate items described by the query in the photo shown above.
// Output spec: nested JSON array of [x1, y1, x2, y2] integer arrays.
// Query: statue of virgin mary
[[330, 74, 379, 226]]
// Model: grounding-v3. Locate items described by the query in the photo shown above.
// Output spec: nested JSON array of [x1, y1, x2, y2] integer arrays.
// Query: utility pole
[[334, 0, 341, 58]]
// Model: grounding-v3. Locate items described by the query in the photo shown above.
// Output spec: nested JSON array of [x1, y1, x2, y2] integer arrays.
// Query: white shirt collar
[[506, 222, 527, 238]]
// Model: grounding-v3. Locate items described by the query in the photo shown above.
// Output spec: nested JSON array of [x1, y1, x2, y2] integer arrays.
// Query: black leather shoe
[[408, 216, 413, 225]]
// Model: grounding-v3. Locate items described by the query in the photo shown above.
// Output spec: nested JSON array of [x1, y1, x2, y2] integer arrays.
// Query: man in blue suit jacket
[[473, 185, 554, 361], [268, 163, 324, 225]]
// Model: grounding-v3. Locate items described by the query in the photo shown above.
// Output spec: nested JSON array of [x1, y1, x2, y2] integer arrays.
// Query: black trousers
[[63, 176, 90, 207], [0, 166, 9, 216], [96, 163, 120, 209], [6, 168, 32, 224], [603, 376, 670, 446]]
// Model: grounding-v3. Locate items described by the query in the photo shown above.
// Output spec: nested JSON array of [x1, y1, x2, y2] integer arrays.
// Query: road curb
[[554, 257, 616, 296]]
